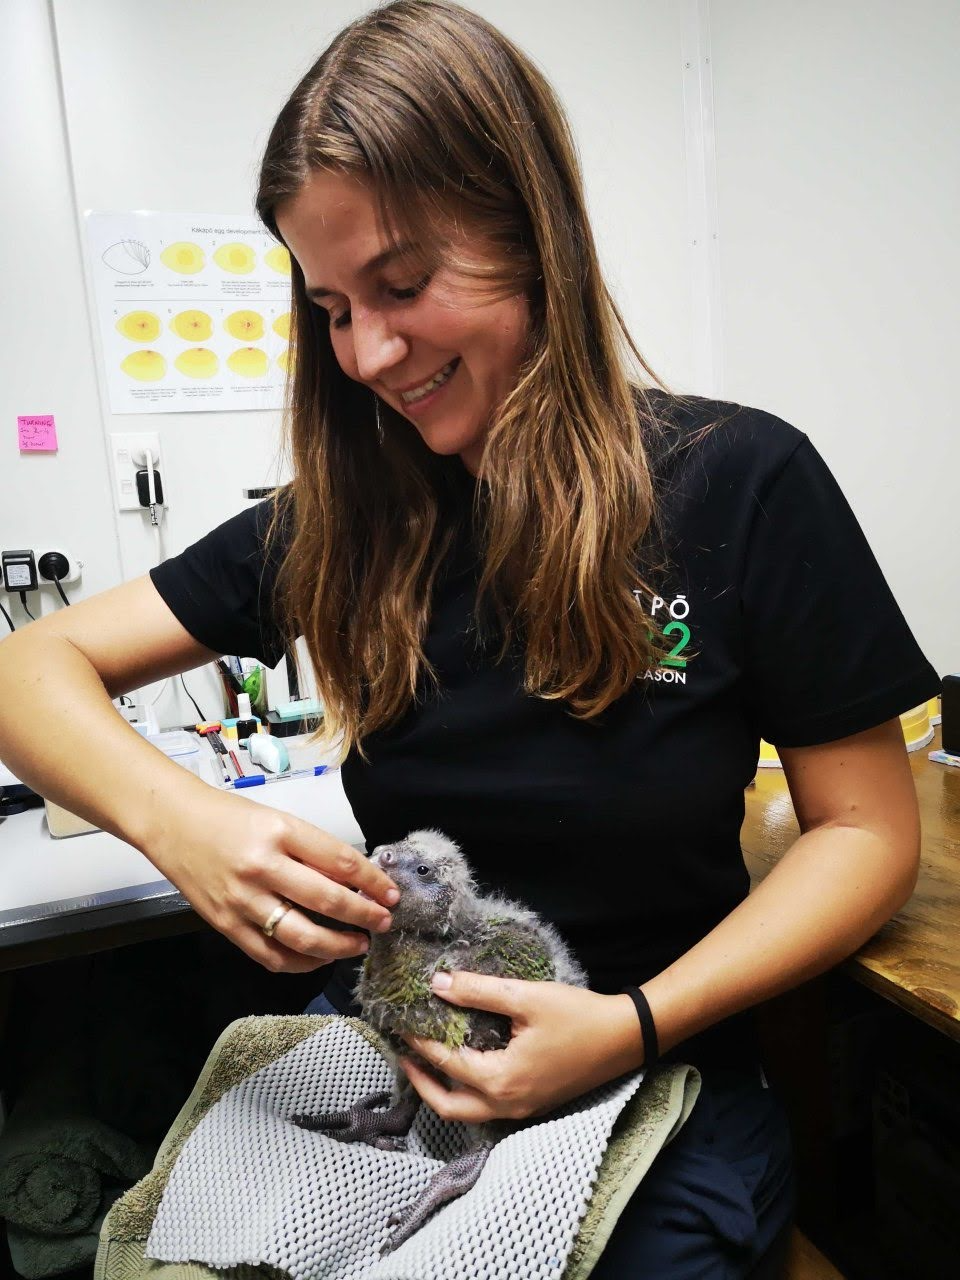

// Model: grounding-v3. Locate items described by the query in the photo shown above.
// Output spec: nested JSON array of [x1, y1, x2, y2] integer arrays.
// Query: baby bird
[[293, 829, 587, 1253]]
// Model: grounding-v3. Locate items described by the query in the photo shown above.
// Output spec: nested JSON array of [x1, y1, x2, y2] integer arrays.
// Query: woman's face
[[275, 170, 531, 474]]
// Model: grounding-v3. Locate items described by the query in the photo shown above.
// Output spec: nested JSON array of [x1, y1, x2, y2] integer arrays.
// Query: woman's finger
[[249, 899, 372, 962], [282, 818, 400, 907], [403, 1035, 489, 1086], [233, 923, 335, 974], [400, 1056, 499, 1125], [268, 857, 395, 935], [429, 970, 531, 1017]]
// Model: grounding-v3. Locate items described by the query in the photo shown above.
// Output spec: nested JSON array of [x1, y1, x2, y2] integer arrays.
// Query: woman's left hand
[[400, 972, 645, 1125]]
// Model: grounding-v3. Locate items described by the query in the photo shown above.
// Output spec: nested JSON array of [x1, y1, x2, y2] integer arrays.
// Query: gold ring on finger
[[261, 899, 293, 939]]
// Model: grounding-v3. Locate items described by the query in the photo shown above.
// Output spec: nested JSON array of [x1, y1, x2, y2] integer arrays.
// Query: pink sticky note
[[17, 415, 58, 452]]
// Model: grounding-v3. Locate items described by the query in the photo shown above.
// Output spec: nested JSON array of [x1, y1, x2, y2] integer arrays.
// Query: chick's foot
[[291, 1084, 419, 1151], [380, 1140, 494, 1254]]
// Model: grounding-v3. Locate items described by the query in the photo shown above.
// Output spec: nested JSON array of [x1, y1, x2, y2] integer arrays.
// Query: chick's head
[[370, 829, 475, 935]]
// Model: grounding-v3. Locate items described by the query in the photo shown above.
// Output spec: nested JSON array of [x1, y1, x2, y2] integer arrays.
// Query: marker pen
[[226, 764, 332, 789]]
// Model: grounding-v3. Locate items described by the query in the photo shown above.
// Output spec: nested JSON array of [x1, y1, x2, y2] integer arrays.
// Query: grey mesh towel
[[146, 1018, 647, 1279]]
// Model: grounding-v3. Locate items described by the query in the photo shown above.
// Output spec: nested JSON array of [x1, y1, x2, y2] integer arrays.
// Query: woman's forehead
[[275, 172, 393, 288], [276, 170, 491, 291]]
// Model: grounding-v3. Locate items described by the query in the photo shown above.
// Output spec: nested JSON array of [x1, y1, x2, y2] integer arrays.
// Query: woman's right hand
[[149, 785, 399, 972], [0, 575, 397, 972]]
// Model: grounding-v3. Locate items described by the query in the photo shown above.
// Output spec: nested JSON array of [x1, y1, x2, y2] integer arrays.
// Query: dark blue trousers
[[590, 1063, 794, 1278], [305, 994, 795, 1276]]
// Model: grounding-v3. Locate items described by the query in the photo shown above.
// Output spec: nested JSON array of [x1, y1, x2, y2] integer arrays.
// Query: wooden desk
[[742, 725, 960, 1041]]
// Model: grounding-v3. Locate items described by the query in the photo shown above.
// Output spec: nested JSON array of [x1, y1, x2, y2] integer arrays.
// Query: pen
[[197, 724, 232, 784], [225, 765, 331, 789], [228, 749, 245, 778], [214, 657, 244, 695]]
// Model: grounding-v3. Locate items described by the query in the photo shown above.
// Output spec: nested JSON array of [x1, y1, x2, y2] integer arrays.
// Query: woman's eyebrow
[[305, 241, 418, 300]]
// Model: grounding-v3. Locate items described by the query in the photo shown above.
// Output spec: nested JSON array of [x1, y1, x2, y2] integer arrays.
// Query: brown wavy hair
[[256, 0, 679, 760]]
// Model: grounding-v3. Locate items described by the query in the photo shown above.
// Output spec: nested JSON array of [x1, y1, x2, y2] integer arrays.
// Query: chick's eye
[[416, 865, 431, 877]]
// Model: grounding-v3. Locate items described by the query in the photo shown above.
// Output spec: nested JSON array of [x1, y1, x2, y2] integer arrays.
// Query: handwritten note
[[17, 415, 58, 452]]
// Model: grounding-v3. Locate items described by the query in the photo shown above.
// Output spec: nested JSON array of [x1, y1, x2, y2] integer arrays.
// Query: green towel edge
[[95, 1014, 701, 1280], [563, 1062, 701, 1280]]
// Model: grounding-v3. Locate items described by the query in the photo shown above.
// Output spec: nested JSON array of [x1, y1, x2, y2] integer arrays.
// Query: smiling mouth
[[399, 358, 460, 404]]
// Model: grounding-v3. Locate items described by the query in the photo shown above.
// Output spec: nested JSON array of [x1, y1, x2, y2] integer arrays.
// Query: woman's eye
[[390, 272, 433, 301], [326, 273, 432, 333]]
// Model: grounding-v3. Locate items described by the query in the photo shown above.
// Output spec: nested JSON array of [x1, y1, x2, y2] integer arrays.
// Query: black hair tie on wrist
[[622, 986, 660, 1067]]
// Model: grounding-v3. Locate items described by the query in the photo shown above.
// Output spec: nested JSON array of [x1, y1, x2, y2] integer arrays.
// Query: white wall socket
[[37, 549, 83, 585], [109, 432, 165, 512], [0, 549, 82, 593]]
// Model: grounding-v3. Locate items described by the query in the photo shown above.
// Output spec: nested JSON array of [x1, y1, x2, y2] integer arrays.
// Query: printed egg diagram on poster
[[85, 211, 294, 415]]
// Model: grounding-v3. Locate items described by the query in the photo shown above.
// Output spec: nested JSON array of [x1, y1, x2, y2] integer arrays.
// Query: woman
[[0, 2, 938, 1274]]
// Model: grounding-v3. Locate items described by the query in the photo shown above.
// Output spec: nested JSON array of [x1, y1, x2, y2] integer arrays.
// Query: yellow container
[[758, 738, 781, 768], [900, 703, 934, 752]]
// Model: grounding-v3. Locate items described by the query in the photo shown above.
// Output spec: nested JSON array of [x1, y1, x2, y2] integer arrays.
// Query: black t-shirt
[[150, 393, 939, 1061]]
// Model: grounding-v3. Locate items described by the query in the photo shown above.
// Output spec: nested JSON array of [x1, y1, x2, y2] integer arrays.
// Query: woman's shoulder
[[217, 487, 294, 563], [639, 388, 808, 489]]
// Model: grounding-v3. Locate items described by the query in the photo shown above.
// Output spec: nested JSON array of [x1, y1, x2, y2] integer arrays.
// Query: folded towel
[[6, 1196, 118, 1280], [145, 1019, 651, 1278], [0, 1043, 150, 1237]]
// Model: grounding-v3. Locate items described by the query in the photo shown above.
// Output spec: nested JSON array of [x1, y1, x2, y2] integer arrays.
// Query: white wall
[[0, 3, 121, 602], [711, 0, 958, 680], [1, 0, 954, 731]]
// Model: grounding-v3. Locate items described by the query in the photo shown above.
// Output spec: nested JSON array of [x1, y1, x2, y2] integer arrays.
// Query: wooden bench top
[[743, 727, 960, 1041]]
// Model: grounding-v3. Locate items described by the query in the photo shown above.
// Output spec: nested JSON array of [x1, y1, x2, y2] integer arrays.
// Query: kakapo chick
[[359, 828, 588, 1050], [293, 829, 588, 1253]]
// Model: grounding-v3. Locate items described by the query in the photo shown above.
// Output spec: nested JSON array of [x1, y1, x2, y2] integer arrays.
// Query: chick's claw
[[292, 1085, 418, 1148]]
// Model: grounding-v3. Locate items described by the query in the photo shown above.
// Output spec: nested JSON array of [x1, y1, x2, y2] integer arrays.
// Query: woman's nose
[[352, 310, 407, 383]]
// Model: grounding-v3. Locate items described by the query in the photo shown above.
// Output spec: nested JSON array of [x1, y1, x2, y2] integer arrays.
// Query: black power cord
[[37, 552, 71, 607], [17, 591, 35, 621], [0, 600, 13, 632], [180, 674, 205, 722]]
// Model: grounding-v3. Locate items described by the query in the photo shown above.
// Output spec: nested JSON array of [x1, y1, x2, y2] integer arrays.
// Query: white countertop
[[0, 747, 365, 926]]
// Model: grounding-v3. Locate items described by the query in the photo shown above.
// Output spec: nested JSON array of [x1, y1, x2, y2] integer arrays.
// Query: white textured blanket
[[146, 1018, 647, 1280]]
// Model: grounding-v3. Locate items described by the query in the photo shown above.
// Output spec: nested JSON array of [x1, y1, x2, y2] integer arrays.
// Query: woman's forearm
[[0, 630, 213, 852], [640, 822, 919, 1056]]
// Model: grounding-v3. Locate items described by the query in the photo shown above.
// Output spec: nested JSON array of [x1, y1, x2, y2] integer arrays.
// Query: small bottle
[[235, 692, 259, 744]]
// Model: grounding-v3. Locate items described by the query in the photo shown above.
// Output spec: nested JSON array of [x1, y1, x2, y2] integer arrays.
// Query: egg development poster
[[85, 212, 293, 414]]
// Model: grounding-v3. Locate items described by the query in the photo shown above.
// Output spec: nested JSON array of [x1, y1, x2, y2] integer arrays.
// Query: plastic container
[[148, 729, 201, 775], [234, 692, 259, 742], [900, 703, 934, 753]]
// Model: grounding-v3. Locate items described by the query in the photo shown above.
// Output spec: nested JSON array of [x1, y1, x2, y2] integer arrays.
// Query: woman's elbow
[[882, 822, 922, 915]]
